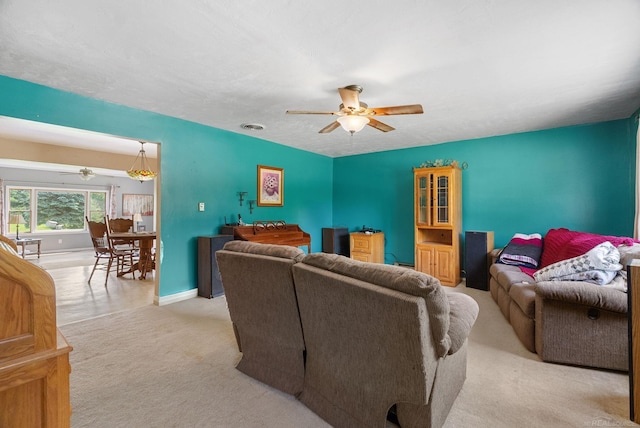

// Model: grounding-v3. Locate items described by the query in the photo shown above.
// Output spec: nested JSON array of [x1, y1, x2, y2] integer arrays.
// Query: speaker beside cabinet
[[465, 231, 494, 290], [198, 234, 234, 298], [322, 227, 349, 257]]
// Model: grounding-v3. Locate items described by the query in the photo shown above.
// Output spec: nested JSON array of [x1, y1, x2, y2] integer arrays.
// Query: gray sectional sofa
[[489, 228, 639, 371], [216, 240, 479, 428]]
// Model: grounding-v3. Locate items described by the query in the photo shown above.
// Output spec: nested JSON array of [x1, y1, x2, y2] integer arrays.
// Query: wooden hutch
[[413, 165, 462, 286]]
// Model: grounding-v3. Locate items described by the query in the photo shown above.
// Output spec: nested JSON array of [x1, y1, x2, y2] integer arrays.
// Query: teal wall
[[1, 75, 637, 291], [0, 76, 333, 297], [334, 119, 637, 266]]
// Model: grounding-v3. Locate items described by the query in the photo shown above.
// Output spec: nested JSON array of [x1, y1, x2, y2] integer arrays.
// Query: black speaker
[[197, 234, 234, 298], [322, 227, 349, 256], [465, 231, 494, 290]]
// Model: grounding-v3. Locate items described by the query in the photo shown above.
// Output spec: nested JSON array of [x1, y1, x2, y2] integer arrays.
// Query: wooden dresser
[[350, 232, 384, 264], [0, 235, 72, 427]]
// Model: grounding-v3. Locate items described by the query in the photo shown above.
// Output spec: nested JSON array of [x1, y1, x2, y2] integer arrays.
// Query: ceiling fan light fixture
[[79, 168, 96, 181], [337, 115, 370, 135], [127, 142, 157, 182]]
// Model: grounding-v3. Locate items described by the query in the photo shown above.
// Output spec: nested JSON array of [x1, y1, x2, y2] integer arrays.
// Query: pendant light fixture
[[127, 142, 157, 182]]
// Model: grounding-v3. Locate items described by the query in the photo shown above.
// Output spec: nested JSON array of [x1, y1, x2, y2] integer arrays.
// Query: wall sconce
[[237, 191, 248, 206], [248, 200, 256, 214]]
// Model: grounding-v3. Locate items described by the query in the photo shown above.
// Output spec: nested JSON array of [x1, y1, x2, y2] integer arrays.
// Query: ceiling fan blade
[[286, 110, 337, 115], [367, 118, 395, 132], [370, 104, 424, 116], [319, 121, 341, 134], [338, 86, 361, 110]]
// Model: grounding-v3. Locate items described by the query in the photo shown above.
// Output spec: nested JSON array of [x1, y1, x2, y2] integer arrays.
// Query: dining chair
[[106, 215, 136, 248], [87, 218, 136, 286]]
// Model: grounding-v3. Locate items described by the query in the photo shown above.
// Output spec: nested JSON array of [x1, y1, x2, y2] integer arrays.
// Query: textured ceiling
[[1, 0, 639, 158]]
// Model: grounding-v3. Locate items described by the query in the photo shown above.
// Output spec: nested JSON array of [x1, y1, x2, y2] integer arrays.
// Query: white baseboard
[[154, 288, 198, 306]]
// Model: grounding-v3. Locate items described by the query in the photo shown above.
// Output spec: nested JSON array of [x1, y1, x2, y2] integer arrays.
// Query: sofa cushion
[[302, 252, 454, 357], [508, 282, 536, 318], [447, 292, 479, 354], [490, 263, 535, 293], [222, 240, 305, 261]]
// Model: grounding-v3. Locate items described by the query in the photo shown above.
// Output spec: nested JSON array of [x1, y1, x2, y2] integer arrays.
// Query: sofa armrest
[[446, 293, 479, 355], [535, 281, 627, 314]]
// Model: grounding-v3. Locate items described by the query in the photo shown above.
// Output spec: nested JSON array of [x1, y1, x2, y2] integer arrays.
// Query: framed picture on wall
[[257, 165, 283, 206], [122, 194, 154, 216]]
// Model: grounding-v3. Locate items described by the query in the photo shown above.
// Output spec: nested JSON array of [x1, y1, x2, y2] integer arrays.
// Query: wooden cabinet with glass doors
[[414, 165, 462, 286]]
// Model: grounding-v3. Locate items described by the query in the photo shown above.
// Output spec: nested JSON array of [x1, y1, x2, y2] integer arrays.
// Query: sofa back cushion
[[221, 240, 306, 261], [301, 252, 452, 356]]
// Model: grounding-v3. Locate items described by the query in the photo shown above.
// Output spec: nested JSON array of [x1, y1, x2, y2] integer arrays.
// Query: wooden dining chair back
[[106, 215, 135, 248], [104, 218, 137, 276], [86, 218, 135, 286]]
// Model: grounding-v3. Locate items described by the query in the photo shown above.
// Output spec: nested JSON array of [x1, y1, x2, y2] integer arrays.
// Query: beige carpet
[[59, 285, 637, 428]]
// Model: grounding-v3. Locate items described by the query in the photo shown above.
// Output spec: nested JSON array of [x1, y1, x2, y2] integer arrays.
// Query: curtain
[[636, 122, 640, 239], [0, 179, 4, 235], [109, 185, 117, 220]]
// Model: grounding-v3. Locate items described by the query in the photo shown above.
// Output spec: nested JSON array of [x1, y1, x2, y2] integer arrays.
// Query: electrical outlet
[[198, 202, 205, 211], [58, 239, 62, 244]]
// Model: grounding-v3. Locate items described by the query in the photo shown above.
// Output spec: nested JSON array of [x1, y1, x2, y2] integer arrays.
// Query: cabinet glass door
[[434, 174, 449, 224], [417, 176, 428, 224]]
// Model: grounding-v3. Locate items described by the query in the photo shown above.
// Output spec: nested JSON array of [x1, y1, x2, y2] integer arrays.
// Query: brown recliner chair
[[215, 240, 306, 396], [292, 253, 479, 428]]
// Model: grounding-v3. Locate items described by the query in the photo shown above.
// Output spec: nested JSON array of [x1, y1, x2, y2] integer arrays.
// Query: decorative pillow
[[497, 233, 543, 268]]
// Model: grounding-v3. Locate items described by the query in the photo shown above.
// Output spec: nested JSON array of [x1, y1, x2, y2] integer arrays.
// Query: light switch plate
[[198, 202, 205, 211]]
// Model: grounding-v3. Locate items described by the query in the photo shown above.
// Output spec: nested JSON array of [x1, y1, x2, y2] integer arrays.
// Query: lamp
[[127, 142, 157, 182], [9, 213, 26, 240], [337, 115, 370, 135], [133, 213, 143, 233]]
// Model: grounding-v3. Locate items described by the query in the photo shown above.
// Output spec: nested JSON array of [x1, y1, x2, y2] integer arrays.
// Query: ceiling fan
[[286, 85, 423, 135], [60, 167, 96, 181]]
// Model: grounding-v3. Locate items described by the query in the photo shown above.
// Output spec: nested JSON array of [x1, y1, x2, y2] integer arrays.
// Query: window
[[7, 186, 108, 233]]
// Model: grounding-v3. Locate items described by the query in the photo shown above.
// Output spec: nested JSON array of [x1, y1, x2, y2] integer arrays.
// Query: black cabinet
[[198, 235, 234, 298], [464, 231, 494, 290], [322, 227, 349, 256]]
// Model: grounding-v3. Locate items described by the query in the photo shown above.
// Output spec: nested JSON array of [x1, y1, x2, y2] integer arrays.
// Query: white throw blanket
[[533, 241, 622, 286]]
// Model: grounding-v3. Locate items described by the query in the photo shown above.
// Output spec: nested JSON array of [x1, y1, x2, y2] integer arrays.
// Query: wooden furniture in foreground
[[414, 165, 462, 286], [350, 232, 384, 263], [14, 237, 42, 258], [221, 221, 311, 253], [0, 234, 72, 427], [629, 261, 640, 422]]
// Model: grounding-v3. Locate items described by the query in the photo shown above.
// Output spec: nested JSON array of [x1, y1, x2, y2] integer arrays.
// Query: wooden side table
[[350, 232, 384, 264], [14, 238, 42, 259]]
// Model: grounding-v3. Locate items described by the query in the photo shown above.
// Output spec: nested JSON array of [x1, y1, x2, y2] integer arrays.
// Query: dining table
[[109, 231, 156, 279]]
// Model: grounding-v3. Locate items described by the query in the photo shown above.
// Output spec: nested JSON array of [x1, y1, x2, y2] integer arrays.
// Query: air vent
[[240, 123, 265, 131]]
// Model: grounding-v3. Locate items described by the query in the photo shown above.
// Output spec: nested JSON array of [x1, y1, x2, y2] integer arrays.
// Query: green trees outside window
[[8, 187, 107, 233]]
